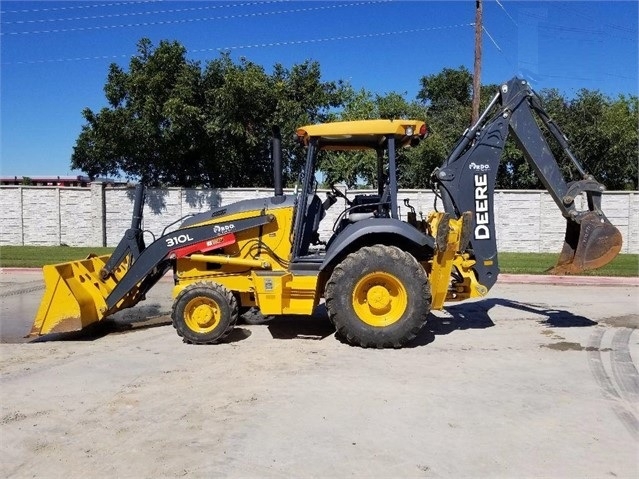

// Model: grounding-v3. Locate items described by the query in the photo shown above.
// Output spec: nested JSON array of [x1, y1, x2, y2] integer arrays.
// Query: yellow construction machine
[[31, 78, 623, 347]]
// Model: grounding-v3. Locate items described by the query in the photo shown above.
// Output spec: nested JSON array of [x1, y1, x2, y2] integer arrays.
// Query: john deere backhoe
[[31, 78, 623, 348]]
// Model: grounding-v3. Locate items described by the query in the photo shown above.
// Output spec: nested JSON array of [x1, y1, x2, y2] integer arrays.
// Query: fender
[[320, 218, 434, 271]]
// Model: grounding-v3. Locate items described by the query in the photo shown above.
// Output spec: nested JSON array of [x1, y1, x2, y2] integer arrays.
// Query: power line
[[198, 24, 473, 53], [494, 0, 517, 27], [1, 1, 283, 25], [481, 24, 516, 71], [517, 7, 636, 42], [472, 0, 483, 124], [0, 1, 160, 15], [605, 72, 637, 81], [2, 23, 474, 65], [1, 1, 386, 36], [555, 4, 637, 35]]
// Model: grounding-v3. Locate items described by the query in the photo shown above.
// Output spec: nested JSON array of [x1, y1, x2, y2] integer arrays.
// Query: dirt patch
[[541, 341, 612, 352], [600, 315, 639, 329]]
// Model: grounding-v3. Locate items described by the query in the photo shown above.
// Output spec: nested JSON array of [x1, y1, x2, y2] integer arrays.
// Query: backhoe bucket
[[549, 211, 623, 275], [30, 254, 131, 336]]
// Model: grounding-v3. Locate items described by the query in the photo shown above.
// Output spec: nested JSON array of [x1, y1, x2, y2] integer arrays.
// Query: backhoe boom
[[433, 78, 622, 288]]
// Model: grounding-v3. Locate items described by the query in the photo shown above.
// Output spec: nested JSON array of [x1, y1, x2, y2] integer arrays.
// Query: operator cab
[[290, 119, 427, 264]]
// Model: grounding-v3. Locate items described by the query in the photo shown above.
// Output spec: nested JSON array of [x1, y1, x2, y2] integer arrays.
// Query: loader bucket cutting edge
[[549, 211, 623, 275], [30, 254, 129, 337]]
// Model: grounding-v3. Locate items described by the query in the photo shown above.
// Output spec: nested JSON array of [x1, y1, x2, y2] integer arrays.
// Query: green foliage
[[418, 66, 473, 112], [72, 39, 346, 187], [73, 43, 637, 191], [319, 87, 428, 188], [408, 66, 638, 191], [538, 89, 638, 190]]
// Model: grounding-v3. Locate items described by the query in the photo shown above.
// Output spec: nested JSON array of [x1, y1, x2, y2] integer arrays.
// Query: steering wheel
[[329, 184, 352, 206]]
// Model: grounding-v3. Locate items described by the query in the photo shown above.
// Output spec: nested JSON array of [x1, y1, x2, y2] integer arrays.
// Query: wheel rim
[[184, 297, 222, 333], [352, 271, 408, 327]]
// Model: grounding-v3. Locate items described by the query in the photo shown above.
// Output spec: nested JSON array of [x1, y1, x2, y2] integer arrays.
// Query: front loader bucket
[[30, 254, 131, 336], [549, 211, 623, 275]]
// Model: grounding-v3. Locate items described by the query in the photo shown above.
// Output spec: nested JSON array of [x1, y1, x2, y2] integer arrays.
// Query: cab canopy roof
[[296, 119, 426, 151]]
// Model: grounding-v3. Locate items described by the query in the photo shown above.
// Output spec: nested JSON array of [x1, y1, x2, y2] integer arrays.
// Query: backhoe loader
[[31, 78, 623, 348]]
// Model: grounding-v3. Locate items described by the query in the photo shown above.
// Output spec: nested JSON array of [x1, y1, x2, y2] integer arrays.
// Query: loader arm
[[433, 77, 622, 289], [30, 196, 275, 336]]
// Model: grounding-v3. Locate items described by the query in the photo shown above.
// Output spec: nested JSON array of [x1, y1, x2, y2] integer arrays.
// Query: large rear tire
[[172, 282, 238, 344], [325, 245, 431, 348]]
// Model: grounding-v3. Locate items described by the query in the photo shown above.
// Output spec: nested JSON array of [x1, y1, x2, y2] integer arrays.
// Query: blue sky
[[1, 0, 637, 178]]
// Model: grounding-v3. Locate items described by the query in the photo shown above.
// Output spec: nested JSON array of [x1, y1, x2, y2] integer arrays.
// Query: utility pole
[[472, 0, 483, 124]]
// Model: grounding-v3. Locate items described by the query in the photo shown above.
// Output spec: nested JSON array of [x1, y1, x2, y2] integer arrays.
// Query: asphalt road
[[0, 269, 637, 478]]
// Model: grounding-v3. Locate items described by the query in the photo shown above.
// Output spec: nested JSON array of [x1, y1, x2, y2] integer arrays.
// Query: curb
[[0, 268, 43, 273], [498, 274, 638, 286]]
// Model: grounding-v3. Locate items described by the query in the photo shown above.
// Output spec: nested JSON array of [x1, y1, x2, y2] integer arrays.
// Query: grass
[[494, 252, 637, 277], [0, 246, 115, 268], [0, 246, 636, 276]]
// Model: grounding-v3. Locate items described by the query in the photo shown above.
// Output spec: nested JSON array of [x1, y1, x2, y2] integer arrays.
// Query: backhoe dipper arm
[[433, 77, 622, 289]]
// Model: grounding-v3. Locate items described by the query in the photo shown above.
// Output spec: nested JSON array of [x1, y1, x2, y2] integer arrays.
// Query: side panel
[[251, 272, 319, 315], [175, 205, 296, 284]]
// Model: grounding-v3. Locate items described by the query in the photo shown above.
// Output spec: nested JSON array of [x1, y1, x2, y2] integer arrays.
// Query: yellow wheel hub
[[352, 271, 408, 327], [184, 297, 221, 333]]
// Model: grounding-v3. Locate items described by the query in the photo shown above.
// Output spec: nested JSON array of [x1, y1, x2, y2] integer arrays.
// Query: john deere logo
[[474, 173, 490, 240]]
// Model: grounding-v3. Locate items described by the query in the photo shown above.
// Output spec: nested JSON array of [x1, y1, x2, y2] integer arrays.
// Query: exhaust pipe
[[271, 125, 283, 197]]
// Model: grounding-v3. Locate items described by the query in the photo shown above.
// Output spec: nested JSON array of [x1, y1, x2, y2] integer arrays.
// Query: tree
[[72, 39, 347, 187], [541, 89, 638, 190], [319, 87, 427, 189], [72, 39, 204, 186], [411, 67, 638, 191], [417, 66, 473, 113], [599, 95, 638, 190], [405, 67, 474, 189]]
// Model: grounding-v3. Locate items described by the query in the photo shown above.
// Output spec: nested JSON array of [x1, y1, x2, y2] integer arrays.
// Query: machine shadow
[[409, 297, 597, 347], [243, 297, 598, 347], [28, 297, 597, 346], [266, 305, 335, 341], [30, 310, 252, 344]]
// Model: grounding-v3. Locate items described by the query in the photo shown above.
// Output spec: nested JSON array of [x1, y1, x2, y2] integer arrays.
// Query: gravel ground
[[0, 270, 637, 478]]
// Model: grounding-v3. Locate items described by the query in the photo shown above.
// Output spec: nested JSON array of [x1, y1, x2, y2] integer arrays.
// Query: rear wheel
[[325, 245, 431, 348], [172, 282, 238, 344]]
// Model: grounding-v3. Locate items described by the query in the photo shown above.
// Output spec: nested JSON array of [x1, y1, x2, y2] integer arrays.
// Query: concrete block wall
[[0, 186, 96, 246], [1, 188, 23, 245], [0, 185, 636, 254]]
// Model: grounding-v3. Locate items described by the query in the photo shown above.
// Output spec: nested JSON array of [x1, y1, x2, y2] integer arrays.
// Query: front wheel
[[172, 282, 238, 344], [325, 245, 431, 348]]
